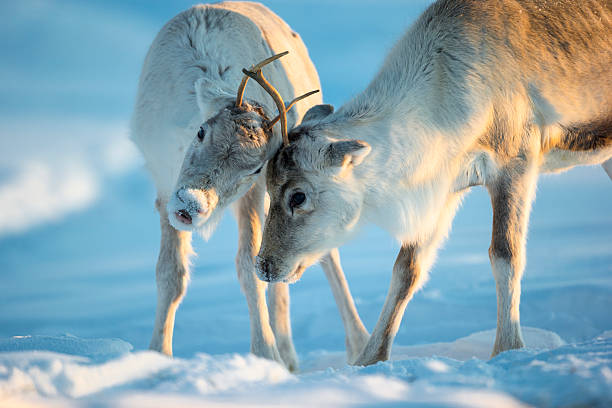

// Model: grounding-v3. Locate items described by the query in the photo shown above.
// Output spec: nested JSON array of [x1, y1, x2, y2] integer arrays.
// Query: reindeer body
[[331, 0, 612, 244], [257, 0, 612, 366], [131, 2, 368, 370]]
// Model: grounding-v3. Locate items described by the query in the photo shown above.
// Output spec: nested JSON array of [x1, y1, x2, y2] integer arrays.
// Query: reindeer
[[256, 0, 612, 366], [130, 2, 368, 371]]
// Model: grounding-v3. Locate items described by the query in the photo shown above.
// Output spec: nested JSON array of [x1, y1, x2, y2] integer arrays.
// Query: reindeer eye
[[197, 126, 205, 141], [289, 192, 306, 209], [251, 165, 263, 175]]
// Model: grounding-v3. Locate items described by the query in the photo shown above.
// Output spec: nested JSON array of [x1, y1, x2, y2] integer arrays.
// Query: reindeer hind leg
[[319, 248, 369, 364], [267, 283, 299, 371], [487, 159, 539, 357]]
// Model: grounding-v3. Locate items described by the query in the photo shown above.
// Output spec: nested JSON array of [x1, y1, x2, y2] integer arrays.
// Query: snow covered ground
[[1, 1, 611, 407]]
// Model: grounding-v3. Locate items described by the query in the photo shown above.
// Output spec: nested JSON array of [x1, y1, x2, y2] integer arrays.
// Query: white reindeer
[[130, 2, 368, 371], [256, 0, 612, 366]]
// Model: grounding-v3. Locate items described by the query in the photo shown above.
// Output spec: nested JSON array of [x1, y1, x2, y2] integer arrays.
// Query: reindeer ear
[[325, 140, 371, 168], [302, 104, 334, 123], [194, 77, 234, 115]]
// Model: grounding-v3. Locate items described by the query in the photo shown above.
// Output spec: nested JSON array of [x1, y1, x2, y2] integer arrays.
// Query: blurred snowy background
[[1, 1, 611, 406]]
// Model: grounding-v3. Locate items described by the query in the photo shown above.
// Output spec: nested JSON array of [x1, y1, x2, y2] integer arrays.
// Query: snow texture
[[0, 1, 611, 407], [1, 330, 611, 407]]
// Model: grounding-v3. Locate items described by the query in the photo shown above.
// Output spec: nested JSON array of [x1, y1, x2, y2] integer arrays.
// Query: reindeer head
[[255, 108, 371, 283], [168, 52, 318, 236]]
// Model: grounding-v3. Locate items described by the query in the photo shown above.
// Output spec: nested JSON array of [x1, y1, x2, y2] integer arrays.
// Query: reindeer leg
[[488, 159, 538, 356], [267, 282, 299, 371], [150, 197, 193, 356], [235, 180, 283, 366], [350, 244, 426, 366], [351, 194, 462, 366], [320, 248, 369, 364]]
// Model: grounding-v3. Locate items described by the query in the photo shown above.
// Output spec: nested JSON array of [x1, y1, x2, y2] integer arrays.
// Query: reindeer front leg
[[235, 181, 283, 366], [320, 248, 370, 364], [150, 197, 193, 356], [487, 159, 538, 356], [351, 244, 426, 366], [351, 194, 462, 366]]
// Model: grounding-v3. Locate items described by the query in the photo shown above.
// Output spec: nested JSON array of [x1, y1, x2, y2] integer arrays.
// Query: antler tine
[[266, 89, 320, 130], [251, 50, 289, 72], [235, 51, 289, 107], [241, 67, 290, 146]]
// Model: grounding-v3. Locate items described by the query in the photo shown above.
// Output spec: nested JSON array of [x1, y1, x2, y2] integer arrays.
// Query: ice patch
[[0, 334, 132, 362], [302, 327, 565, 372], [392, 327, 565, 361]]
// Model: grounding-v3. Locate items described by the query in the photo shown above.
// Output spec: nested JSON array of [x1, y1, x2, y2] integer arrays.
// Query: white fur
[[131, 2, 368, 370], [258, 0, 612, 366]]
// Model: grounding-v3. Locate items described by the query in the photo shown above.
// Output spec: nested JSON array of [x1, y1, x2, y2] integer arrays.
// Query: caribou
[[256, 0, 612, 366], [130, 2, 368, 371]]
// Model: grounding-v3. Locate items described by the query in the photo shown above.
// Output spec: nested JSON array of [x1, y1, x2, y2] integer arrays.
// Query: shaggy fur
[[257, 0, 612, 366], [130, 2, 369, 370]]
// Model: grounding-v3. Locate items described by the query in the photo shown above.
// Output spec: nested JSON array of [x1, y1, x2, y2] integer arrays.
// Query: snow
[[1, 1, 611, 407], [1, 331, 610, 407]]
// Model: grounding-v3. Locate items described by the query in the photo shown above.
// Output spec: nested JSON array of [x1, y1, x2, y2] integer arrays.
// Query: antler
[[235, 51, 288, 108], [266, 89, 320, 131], [238, 51, 319, 146], [240, 69, 290, 146]]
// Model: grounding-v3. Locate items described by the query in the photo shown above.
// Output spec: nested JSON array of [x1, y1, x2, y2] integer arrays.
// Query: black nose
[[176, 209, 192, 225], [256, 256, 272, 282]]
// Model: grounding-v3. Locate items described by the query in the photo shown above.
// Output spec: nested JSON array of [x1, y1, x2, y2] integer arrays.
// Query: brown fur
[[559, 116, 612, 152]]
